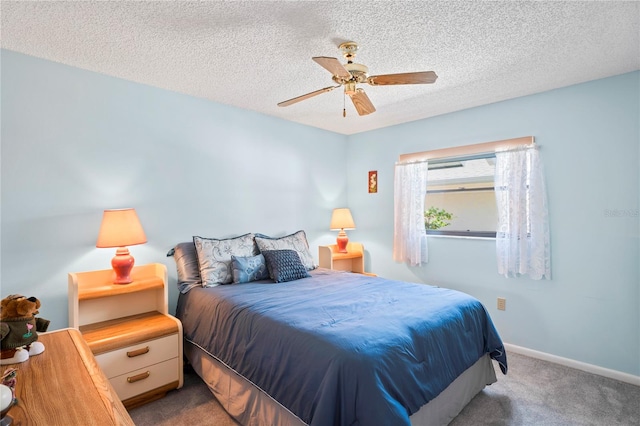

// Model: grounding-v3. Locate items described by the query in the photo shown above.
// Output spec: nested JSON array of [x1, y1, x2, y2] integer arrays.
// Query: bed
[[170, 232, 507, 426]]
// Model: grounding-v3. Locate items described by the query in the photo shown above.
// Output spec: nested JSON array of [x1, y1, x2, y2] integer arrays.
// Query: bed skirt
[[184, 339, 497, 426]]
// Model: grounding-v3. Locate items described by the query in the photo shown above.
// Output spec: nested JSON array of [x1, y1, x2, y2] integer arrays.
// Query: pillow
[[254, 230, 317, 271], [193, 233, 257, 287], [262, 249, 311, 283], [167, 242, 202, 293], [231, 254, 269, 283]]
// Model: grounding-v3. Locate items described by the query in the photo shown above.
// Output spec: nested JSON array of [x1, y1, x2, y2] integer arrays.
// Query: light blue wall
[[1, 50, 347, 328], [346, 72, 640, 376], [2, 49, 638, 377]]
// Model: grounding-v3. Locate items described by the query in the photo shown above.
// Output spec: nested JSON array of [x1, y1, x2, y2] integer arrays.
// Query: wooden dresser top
[[4, 328, 134, 426]]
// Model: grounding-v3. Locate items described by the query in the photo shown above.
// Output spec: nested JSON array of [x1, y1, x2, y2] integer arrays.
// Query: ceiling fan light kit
[[277, 41, 437, 117]]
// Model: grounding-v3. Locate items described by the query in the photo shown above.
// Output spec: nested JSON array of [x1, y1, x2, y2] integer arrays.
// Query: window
[[425, 154, 497, 238], [395, 136, 550, 278]]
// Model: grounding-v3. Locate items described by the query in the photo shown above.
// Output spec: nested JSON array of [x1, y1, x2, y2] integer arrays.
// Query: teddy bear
[[0, 295, 50, 365]]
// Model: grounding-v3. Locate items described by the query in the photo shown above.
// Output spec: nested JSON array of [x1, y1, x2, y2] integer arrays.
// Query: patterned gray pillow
[[254, 230, 317, 271], [262, 249, 311, 283], [193, 233, 257, 286]]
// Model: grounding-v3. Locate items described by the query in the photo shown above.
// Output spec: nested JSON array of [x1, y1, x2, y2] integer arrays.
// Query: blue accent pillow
[[231, 254, 269, 284], [262, 249, 311, 283]]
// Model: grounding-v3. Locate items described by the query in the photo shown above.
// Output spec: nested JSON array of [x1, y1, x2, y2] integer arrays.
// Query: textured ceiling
[[1, 1, 639, 135]]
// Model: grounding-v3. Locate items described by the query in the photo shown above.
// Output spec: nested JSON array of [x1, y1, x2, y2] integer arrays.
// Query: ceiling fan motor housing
[[332, 62, 369, 85], [333, 42, 369, 84]]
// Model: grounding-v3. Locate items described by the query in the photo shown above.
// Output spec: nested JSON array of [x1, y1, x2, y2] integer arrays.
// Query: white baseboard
[[504, 343, 640, 386]]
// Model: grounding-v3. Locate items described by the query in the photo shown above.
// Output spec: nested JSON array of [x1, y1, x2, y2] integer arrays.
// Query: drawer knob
[[126, 346, 150, 358], [127, 371, 150, 383]]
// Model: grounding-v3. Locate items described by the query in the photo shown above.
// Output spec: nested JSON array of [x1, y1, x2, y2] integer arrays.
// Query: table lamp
[[96, 208, 147, 284], [330, 208, 355, 253]]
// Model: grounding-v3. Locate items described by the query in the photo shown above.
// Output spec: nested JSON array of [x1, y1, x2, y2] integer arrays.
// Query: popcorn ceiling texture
[[1, 1, 638, 135]]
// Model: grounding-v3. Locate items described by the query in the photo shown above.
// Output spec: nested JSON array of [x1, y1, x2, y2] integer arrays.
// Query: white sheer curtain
[[393, 161, 429, 266], [495, 146, 551, 279]]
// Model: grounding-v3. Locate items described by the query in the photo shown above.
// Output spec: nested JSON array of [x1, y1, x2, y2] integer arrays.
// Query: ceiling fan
[[277, 41, 438, 117]]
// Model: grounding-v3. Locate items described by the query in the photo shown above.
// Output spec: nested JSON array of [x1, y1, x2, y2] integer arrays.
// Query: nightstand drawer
[[110, 357, 180, 401], [96, 334, 179, 378]]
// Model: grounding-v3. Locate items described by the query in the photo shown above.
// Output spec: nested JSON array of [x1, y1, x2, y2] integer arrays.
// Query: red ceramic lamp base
[[336, 230, 349, 253], [111, 247, 135, 284]]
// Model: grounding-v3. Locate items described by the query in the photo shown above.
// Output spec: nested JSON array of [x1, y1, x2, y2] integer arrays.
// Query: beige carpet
[[129, 352, 640, 425], [128, 362, 239, 425]]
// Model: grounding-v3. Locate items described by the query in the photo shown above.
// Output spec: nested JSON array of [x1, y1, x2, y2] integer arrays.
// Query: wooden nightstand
[[3, 328, 134, 425], [68, 263, 183, 409], [318, 242, 375, 275]]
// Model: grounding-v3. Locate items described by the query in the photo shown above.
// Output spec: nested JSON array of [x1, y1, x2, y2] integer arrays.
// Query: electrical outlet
[[497, 297, 506, 311]]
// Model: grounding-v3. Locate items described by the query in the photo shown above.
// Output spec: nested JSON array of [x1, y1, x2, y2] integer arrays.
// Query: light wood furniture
[[3, 328, 134, 425], [68, 263, 183, 409], [319, 242, 375, 275]]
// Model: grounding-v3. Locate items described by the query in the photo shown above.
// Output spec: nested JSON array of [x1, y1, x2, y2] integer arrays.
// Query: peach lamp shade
[[330, 208, 355, 253], [96, 208, 147, 284]]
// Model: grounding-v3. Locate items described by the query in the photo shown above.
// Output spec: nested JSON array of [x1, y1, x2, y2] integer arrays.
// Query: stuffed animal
[[0, 295, 50, 365]]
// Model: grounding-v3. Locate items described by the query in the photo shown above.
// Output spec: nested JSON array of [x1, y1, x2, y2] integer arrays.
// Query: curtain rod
[[398, 136, 535, 164]]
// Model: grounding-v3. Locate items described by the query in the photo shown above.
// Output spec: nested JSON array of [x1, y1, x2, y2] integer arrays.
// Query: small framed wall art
[[368, 171, 378, 193]]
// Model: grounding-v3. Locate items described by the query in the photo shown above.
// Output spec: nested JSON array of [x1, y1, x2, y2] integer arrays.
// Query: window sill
[[428, 234, 495, 240], [427, 232, 495, 240]]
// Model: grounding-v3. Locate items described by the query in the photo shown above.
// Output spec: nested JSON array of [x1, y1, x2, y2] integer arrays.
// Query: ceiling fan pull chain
[[343, 92, 346, 118]]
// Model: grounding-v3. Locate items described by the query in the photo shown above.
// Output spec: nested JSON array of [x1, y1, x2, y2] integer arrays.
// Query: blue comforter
[[177, 269, 507, 426]]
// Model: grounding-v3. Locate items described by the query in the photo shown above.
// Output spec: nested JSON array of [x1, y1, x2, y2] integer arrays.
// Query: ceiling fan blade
[[349, 89, 376, 116], [367, 71, 438, 86], [312, 57, 351, 79], [277, 86, 340, 107]]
